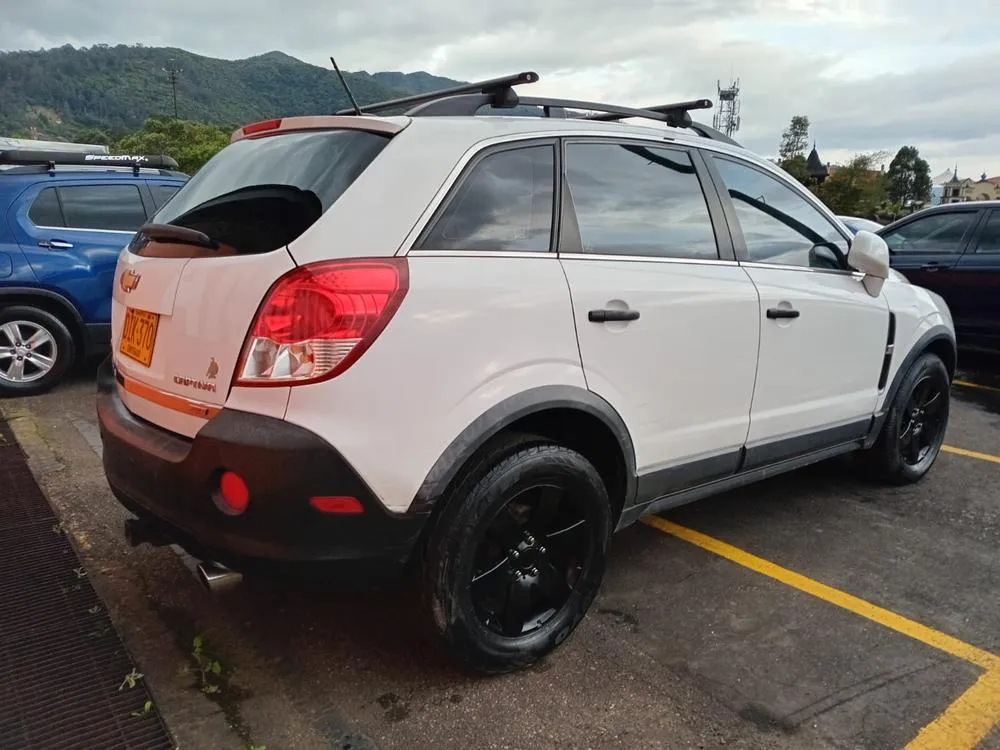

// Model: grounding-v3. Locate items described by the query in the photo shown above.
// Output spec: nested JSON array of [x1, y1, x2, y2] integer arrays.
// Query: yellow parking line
[[640, 516, 1000, 748], [905, 671, 1000, 750], [953, 379, 1000, 394], [942, 445, 1000, 466]]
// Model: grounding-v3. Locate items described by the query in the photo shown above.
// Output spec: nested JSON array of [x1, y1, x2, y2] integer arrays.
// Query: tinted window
[[882, 212, 977, 253], [28, 188, 64, 227], [564, 142, 718, 259], [712, 156, 848, 269], [150, 183, 180, 208], [152, 129, 391, 254], [419, 145, 554, 252], [976, 212, 1000, 253], [58, 185, 147, 231]]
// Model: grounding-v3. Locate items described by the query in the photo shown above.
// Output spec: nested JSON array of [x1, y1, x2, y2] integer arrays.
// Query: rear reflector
[[310, 496, 364, 514], [241, 118, 283, 136], [236, 258, 408, 387], [217, 471, 250, 514]]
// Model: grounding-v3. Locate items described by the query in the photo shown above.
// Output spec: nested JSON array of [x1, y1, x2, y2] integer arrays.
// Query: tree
[[812, 151, 889, 217], [778, 115, 810, 183], [886, 146, 932, 206], [112, 116, 230, 174]]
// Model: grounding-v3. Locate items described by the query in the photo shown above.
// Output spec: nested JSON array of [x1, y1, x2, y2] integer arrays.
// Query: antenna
[[330, 57, 362, 116]]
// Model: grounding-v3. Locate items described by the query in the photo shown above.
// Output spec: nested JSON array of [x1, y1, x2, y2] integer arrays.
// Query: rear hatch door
[[111, 124, 396, 437]]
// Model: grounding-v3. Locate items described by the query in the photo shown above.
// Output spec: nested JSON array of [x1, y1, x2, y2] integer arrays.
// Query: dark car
[[837, 215, 883, 235], [0, 149, 187, 395], [878, 201, 1000, 350]]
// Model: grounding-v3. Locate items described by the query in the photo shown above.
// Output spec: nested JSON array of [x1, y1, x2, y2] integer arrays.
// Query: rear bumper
[[96, 357, 427, 581]]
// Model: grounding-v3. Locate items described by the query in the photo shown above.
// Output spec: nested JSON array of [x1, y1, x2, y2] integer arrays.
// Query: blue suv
[[0, 150, 187, 395]]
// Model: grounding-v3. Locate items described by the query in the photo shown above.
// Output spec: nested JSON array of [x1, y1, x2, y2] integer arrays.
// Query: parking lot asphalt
[[3, 352, 1000, 750]]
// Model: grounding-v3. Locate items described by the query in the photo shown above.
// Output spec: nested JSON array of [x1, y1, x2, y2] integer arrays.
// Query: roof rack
[[0, 150, 180, 175], [338, 71, 738, 146]]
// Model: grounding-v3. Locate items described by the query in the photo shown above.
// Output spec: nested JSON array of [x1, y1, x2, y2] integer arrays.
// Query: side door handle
[[38, 239, 74, 249], [766, 307, 800, 320], [588, 308, 640, 323], [919, 261, 945, 271]]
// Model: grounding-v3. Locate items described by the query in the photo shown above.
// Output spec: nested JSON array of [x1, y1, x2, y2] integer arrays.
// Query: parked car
[[838, 215, 883, 235], [0, 150, 187, 395], [878, 201, 1000, 350], [97, 73, 956, 674]]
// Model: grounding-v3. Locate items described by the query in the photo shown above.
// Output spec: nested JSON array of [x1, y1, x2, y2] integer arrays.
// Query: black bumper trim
[[97, 358, 427, 580]]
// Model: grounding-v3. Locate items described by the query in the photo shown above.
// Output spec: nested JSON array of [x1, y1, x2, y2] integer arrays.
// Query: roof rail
[[0, 150, 179, 173], [340, 70, 737, 145], [335, 71, 539, 115]]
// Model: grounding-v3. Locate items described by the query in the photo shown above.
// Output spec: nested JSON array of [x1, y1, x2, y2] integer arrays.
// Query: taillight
[[235, 258, 408, 387]]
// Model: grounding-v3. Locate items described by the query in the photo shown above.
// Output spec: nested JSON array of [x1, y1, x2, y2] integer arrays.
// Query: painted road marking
[[954, 379, 1000, 395], [641, 516, 1000, 749], [942, 444, 1000, 466]]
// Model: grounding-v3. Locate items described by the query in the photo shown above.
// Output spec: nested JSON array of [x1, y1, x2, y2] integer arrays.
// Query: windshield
[[147, 129, 390, 254]]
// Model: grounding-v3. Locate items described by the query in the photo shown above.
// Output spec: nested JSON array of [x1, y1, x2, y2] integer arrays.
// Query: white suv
[[97, 72, 956, 674]]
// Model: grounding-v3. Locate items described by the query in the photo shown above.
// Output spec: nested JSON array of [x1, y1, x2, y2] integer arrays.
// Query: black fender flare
[[865, 324, 956, 447], [408, 384, 638, 515]]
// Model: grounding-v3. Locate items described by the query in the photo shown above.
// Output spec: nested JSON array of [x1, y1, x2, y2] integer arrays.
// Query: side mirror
[[848, 230, 890, 296]]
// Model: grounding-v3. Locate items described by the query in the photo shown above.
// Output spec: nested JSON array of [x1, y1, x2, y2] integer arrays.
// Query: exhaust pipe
[[196, 561, 243, 592], [124, 517, 170, 548]]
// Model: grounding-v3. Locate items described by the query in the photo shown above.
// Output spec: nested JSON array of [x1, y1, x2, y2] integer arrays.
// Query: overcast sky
[[4, 0, 998, 180]]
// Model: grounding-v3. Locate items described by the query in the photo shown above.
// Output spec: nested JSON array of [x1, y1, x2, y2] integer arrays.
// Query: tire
[[0, 306, 76, 397], [422, 435, 612, 674], [860, 352, 950, 484]]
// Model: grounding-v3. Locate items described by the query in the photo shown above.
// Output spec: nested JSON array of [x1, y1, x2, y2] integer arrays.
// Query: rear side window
[[59, 185, 147, 231], [150, 183, 181, 208], [975, 212, 1000, 253], [564, 142, 718, 260], [418, 144, 555, 252], [28, 188, 64, 227], [151, 129, 390, 254]]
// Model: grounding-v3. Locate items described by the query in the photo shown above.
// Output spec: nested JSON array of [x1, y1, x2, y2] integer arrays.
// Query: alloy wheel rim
[[0, 321, 58, 384], [899, 374, 946, 467], [469, 483, 594, 638]]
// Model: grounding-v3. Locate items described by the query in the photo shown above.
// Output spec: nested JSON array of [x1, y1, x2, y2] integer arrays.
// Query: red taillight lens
[[236, 258, 408, 386]]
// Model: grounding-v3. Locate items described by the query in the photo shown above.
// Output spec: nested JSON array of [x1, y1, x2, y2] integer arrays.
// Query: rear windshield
[[147, 129, 390, 254]]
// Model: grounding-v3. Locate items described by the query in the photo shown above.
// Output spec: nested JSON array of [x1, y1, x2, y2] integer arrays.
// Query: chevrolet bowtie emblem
[[119, 269, 141, 294]]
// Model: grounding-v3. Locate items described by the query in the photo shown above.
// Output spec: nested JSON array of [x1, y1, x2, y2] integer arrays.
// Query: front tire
[[423, 437, 611, 674], [861, 352, 950, 484], [0, 306, 75, 397]]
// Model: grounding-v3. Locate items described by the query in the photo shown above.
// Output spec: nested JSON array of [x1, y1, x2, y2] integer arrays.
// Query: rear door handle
[[766, 307, 800, 320], [588, 308, 640, 323], [38, 239, 74, 249], [919, 262, 944, 271]]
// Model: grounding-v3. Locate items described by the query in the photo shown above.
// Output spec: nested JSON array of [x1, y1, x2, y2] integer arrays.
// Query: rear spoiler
[[231, 115, 405, 143]]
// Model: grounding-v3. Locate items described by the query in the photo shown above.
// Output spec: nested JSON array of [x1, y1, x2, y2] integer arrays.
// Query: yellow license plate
[[119, 307, 161, 367]]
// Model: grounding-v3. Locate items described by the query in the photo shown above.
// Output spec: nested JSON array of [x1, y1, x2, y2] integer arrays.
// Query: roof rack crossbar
[[583, 99, 712, 122], [336, 71, 539, 115]]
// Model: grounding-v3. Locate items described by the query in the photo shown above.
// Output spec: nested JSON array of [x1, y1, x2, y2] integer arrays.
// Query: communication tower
[[712, 78, 741, 138]]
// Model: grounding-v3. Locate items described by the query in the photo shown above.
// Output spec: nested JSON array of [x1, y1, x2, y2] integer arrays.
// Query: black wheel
[[423, 435, 611, 674], [860, 352, 950, 484], [0, 306, 75, 397]]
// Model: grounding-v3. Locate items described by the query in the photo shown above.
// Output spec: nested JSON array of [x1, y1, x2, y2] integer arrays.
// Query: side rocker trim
[[407, 385, 637, 515]]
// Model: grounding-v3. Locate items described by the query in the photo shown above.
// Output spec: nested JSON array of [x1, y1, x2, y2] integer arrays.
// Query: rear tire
[[0, 306, 75, 397], [859, 352, 950, 484], [422, 435, 611, 674]]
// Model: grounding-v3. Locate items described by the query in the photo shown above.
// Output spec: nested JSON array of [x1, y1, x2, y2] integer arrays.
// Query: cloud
[[2, 0, 998, 178]]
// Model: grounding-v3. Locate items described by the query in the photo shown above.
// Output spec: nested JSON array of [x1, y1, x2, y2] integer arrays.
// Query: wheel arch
[[866, 325, 955, 447], [0, 287, 85, 358], [409, 385, 638, 525]]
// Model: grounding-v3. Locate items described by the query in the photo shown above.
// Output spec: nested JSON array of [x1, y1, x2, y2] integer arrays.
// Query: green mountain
[[0, 44, 465, 140]]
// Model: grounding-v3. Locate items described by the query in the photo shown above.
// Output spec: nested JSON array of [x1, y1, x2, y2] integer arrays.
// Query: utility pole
[[163, 60, 182, 119]]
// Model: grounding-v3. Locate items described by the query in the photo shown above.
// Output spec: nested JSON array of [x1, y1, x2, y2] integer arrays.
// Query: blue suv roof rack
[[335, 70, 739, 146], [0, 150, 181, 176]]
